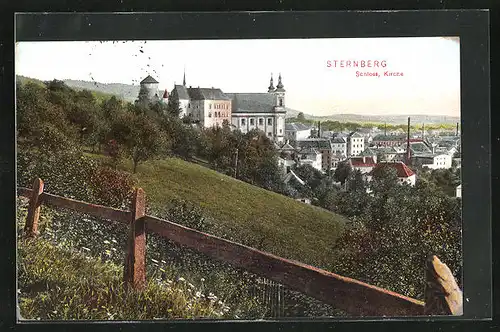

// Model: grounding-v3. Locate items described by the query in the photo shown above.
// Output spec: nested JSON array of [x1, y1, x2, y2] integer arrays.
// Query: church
[[151, 72, 287, 143]]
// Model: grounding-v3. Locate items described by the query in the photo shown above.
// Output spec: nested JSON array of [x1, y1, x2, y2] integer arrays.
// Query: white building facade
[[347, 132, 365, 157]]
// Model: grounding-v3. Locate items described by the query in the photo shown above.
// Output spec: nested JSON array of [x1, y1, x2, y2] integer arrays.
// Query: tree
[[333, 161, 352, 186], [166, 89, 182, 117], [330, 171, 462, 300], [297, 112, 306, 121], [109, 112, 167, 173], [347, 169, 366, 192], [135, 84, 151, 107], [16, 82, 77, 151]]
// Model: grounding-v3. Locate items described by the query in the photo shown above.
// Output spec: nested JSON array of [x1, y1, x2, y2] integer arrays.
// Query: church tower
[[268, 73, 275, 92], [274, 73, 285, 108], [271, 73, 286, 143]]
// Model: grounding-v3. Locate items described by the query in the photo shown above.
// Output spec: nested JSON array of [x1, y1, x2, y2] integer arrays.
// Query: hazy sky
[[16, 37, 460, 117]]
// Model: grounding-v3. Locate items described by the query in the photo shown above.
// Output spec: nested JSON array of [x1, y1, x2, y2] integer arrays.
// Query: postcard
[[15, 35, 465, 320]]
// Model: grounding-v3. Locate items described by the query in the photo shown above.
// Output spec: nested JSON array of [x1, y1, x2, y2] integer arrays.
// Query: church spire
[[268, 73, 275, 92], [183, 66, 186, 86], [276, 73, 285, 91]]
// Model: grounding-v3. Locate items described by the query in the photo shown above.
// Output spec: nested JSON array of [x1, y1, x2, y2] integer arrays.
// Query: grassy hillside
[[18, 237, 228, 320], [113, 157, 348, 269]]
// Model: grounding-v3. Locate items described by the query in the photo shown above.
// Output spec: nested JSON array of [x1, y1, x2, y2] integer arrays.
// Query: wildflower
[[188, 283, 195, 289], [82, 247, 90, 252], [178, 277, 185, 282], [151, 259, 159, 264], [103, 240, 110, 244], [195, 291, 202, 298], [200, 278, 205, 282], [111, 239, 117, 244], [111, 248, 117, 251], [161, 260, 166, 264]]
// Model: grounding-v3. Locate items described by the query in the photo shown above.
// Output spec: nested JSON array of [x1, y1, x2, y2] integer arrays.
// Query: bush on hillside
[[89, 166, 136, 209]]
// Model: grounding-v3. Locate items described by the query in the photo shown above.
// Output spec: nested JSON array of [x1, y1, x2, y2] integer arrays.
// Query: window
[[218, 112, 221, 117], [208, 113, 212, 118], [250, 118, 255, 125], [209, 104, 212, 109], [188, 103, 191, 108], [279, 129, 282, 134], [267, 118, 272, 125], [214, 112, 217, 118], [279, 98, 283, 106], [259, 118, 264, 125], [268, 132, 272, 136], [241, 118, 246, 126]]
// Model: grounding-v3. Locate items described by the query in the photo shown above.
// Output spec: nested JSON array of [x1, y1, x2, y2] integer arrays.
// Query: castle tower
[[139, 75, 160, 102]]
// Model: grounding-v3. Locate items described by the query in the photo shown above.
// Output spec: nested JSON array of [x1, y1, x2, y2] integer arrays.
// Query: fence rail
[[17, 178, 462, 317]]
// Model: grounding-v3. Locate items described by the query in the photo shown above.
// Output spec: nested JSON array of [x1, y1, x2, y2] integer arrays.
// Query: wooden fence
[[18, 178, 463, 317]]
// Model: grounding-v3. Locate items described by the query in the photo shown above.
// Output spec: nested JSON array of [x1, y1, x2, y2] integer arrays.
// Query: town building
[[295, 138, 334, 171], [348, 156, 377, 174], [331, 135, 347, 157], [285, 123, 312, 141], [296, 148, 323, 171], [412, 153, 453, 169], [366, 161, 417, 186], [347, 132, 365, 157]]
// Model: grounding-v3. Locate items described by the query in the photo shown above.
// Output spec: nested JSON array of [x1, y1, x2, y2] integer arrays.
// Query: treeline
[[287, 113, 458, 133]]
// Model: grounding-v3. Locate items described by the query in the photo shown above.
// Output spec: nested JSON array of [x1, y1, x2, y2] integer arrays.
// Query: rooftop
[[369, 161, 415, 178], [226, 92, 285, 114], [140, 75, 159, 84], [350, 156, 377, 167], [188, 87, 231, 101], [286, 123, 312, 131]]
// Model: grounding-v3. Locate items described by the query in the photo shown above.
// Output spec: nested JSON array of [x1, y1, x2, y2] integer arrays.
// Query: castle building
[[162, 72, 287, 142]]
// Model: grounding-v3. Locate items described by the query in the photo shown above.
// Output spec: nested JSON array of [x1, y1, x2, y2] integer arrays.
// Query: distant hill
[[63, 79, 139, 102], [303, 113, 460, 125]]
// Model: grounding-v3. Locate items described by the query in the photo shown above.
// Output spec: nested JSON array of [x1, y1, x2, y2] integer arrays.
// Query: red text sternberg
[[326, 60, 387, 68]]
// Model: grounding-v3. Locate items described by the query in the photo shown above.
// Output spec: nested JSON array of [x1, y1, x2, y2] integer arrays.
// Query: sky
[[15, 37, 460, 117]]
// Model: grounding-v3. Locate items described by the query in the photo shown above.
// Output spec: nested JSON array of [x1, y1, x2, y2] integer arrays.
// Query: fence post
[[24, 178, 44, 238], [424, 255, 463, 316], [124, 188, 146, 290]]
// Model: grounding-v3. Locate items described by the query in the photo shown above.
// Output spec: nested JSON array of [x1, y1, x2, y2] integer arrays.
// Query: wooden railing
[[18, 178, 463, 317]]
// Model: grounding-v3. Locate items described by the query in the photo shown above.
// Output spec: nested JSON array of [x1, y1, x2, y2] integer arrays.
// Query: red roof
[[369, 162, 415, 178], [162, 89, 169, 98], [350, 157, 376, 167]]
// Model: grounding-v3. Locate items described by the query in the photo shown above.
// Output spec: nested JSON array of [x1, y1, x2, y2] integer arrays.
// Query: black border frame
[[1, 6, 494, 332]]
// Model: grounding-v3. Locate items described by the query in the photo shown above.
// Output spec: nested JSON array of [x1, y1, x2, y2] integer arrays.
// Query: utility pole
[[406, 117, 411, 165], [234, 148, 239, 178]]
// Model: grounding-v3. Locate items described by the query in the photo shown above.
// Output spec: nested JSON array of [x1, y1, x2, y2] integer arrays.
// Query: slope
[[129, 157, 348, 269]]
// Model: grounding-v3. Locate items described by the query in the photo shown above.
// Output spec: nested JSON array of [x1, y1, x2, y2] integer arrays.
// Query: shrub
[[89, 166, 136, 209]]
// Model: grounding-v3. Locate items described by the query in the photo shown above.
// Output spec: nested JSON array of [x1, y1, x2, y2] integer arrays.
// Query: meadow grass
[[109, 156, 349, 269], [17, 237, 231, 321]]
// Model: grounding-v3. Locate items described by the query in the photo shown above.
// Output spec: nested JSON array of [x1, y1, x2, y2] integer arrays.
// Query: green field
[[115, 157, 348, 269]]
